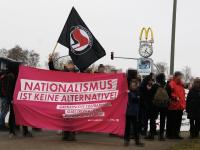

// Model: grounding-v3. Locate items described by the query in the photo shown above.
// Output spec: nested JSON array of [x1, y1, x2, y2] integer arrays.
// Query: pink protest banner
[[13, 66, 128, 136]]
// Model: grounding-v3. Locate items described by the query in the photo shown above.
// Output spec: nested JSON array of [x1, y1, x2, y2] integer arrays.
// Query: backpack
[[153, 86, 170, 107]]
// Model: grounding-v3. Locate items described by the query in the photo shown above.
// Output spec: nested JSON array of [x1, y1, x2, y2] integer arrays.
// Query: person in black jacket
[[3, 70, 16, 137], [151, 73, 168, 141], [142, 73, 169, 140], [186, 78, 200, 138], [0, 71, 9, 130], [48, 55, 77, 141], [6, 66, 32, 138], [124, 79, 144, 147], [140, 73, 157, 138]]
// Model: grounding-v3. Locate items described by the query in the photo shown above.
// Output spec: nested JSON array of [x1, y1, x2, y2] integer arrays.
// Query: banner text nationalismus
[[17, 79, 118, 103]]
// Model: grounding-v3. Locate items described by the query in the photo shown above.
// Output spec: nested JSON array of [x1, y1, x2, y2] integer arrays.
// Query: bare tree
[[27, 50, 40, 67], [7, 45, 40, 67], [155, 62, 169, 75], [0, 48, 8, 57], [7, 45, 28, 63], [182, 66, 192, 83]]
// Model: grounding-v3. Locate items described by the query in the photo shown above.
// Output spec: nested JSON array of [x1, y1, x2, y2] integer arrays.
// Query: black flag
[[58, 7, 106, 71]]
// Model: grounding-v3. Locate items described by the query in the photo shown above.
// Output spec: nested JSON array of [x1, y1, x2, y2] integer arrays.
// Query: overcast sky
[[0, 0, 199, 76]]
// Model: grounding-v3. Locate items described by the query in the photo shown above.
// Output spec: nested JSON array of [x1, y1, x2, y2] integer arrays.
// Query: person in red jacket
[[166, 72, 186, 139]]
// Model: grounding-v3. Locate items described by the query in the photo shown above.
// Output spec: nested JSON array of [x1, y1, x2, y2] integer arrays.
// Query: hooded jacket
[[168, 79, 186, 110]]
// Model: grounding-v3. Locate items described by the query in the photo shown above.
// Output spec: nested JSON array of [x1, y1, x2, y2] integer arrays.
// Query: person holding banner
[[6, 70, 16, 137], [124, 79, 144, 147], [6, 65, 32, 138], [48, 55, 76, 141], [0, 71, 9, 130]]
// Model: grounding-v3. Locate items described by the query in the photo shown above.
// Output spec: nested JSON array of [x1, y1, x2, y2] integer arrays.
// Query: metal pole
[[170, 0, 177, 75], [52, 42, 58, 55], [113, 56, 139, 60]]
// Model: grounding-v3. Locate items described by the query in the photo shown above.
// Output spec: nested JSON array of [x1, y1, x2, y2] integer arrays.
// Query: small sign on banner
[[137, 58, 153, 76]]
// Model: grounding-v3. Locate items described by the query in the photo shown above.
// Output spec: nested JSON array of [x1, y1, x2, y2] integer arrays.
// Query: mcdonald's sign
[[139, 27, 154, 58], [139, 27, 154, 43]]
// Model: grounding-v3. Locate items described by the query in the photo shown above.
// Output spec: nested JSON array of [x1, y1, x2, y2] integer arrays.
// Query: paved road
[[0, 131, 187, 150]]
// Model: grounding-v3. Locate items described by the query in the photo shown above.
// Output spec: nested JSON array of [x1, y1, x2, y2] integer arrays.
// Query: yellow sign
[[139, 27, 154, 42]]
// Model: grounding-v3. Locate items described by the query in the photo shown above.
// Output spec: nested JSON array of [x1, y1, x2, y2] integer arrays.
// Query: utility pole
[[170, 0, 177, 75]]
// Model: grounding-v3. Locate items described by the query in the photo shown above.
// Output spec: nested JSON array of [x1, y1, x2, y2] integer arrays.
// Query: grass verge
[[170, 139, 200, 150]]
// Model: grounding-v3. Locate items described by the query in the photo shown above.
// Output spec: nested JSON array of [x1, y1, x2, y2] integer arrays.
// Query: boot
[[124, 140, 130, 147], [135, 139, 145, 147], [145, 134, 154, 140], [159, 134, 165, 141]]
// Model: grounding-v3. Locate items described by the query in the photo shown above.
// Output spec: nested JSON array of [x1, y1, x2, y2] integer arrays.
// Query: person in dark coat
[[139, 73, 155, 136], [0, 71, 9, 130], [6, 65, 32, 138], [140, 73, 158, 139], [48, 55, 77, 141], [6, 70, 17, 137], [186, 78, 200, 138], [124, 79, 144, 147], [151, 73, 168, 140]]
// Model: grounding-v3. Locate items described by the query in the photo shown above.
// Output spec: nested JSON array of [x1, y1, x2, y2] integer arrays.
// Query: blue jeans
[[0, 97, 9, 128]]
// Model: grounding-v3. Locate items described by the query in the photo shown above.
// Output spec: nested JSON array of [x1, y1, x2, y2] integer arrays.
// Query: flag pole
[[52, 42, 58, 54]]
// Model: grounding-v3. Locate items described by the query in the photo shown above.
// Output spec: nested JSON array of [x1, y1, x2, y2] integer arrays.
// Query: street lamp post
[[170, 0, 178, 75]]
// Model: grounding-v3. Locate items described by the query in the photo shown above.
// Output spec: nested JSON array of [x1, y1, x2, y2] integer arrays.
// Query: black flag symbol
[[58, 7, 106, 71]]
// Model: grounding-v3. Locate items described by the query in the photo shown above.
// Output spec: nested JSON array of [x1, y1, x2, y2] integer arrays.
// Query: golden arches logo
[[139, 27, 154, 42]]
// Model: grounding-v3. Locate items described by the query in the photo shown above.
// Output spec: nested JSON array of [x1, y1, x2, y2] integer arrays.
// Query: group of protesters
[[0, 56, 200, 147], [125, 71, 200, 146]]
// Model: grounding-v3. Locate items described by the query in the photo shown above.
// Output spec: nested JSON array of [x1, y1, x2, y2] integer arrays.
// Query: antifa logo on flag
[[70, 25, 93, 55], [58, 7, 106, 71]]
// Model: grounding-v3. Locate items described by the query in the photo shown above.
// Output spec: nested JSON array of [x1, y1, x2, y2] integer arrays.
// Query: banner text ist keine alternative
[[17, 79, 118, 103]]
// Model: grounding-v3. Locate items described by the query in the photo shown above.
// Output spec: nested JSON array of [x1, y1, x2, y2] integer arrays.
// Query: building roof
[[0, 57, 22, 64]]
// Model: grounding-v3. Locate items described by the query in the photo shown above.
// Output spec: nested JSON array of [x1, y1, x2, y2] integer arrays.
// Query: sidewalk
[[0, 131, 187, 150]]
